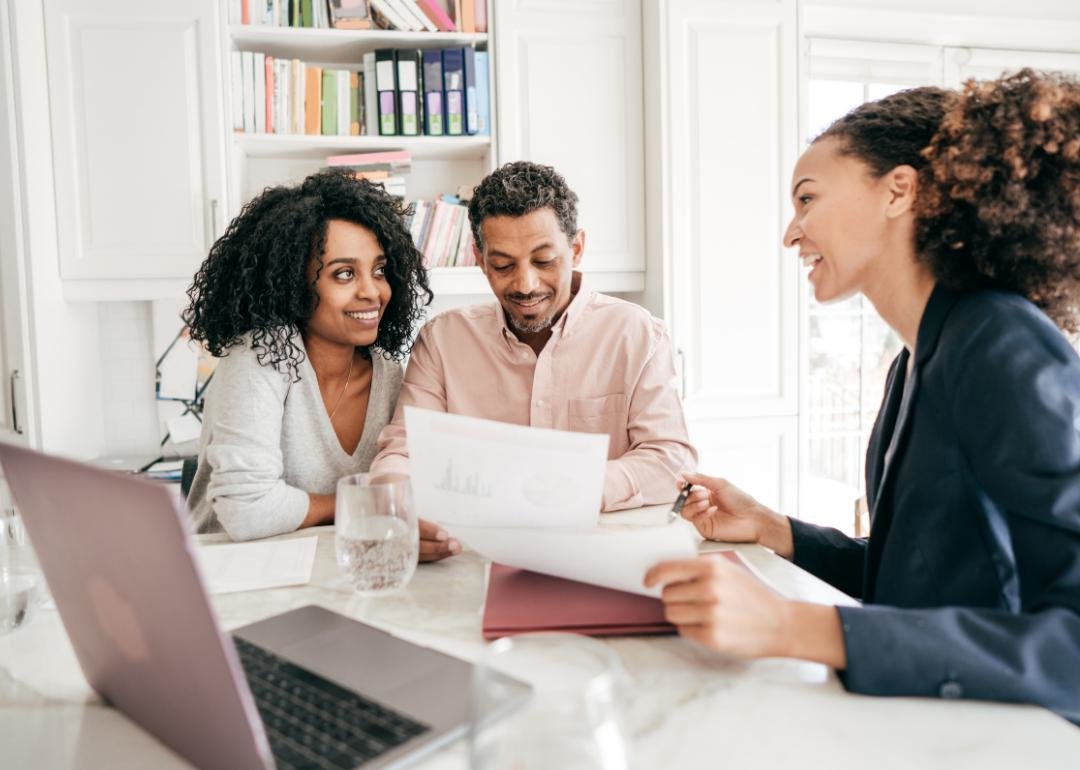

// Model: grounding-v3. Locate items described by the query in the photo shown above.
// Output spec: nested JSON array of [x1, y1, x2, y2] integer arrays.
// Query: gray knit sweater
[[186, 334, 403, 541]]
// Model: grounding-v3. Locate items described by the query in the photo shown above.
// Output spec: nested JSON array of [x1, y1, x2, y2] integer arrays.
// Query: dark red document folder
[[481, 551, 754, 640], [481, 563, 675, 639]]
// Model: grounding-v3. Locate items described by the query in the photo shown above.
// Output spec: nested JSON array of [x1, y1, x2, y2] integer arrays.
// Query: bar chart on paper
[[404, 407, 609, 527]]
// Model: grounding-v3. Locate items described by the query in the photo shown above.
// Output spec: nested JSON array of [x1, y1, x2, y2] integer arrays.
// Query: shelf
[[234, 132, 491, 160], [229, 25, 488, 62]]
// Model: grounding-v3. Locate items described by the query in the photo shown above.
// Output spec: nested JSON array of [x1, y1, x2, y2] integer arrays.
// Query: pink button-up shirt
[[370, 275, 697, 510]]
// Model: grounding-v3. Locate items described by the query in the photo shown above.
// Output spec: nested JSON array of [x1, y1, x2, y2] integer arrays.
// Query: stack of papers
[[405, 408, 699, 606], [195, 536, 318, 594]]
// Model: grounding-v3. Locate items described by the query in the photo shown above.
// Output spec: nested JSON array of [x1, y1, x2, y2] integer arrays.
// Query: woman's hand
[[644, 555, 792, 658], [419, 518, 461, 562], [644, 555, 847, 668], [678, 473, 794, 559]]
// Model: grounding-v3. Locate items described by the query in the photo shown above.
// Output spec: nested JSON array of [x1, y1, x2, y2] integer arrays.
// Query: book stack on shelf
[[327, 149, 411, 197], [231, 46, 489, 138], [407, 196, 475, 268], [323, 148, 475, 267], [231, 0, 486, 33]]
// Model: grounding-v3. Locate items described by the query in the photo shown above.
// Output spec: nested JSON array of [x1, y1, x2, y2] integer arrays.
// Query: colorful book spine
[[304, 65, 322, 134], [321, 68, 337, 135], [422, 49, 444, 136], [475, 50, 490, 136], [442, 48, 464, 136], [415, 0, 456, 31], [350, 72, 361, 135]]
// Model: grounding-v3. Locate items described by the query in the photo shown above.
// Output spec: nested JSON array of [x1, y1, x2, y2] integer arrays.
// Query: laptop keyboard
[[234, 636, 431, 770]]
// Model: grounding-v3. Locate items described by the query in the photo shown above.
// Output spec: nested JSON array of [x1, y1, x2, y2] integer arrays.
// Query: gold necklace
[[327, 352, 354, 421]]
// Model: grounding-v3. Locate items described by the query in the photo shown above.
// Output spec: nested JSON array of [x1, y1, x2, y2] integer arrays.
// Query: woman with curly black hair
[[647, 70, 1080, 722], [183, 168, 431, 541]]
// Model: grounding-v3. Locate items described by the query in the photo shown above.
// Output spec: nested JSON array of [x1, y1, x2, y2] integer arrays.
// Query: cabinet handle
[[210, 198, 220, 244], [10, 369, 22, 435]]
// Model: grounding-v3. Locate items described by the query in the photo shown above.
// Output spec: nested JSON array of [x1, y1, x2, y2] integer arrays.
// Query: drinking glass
[[0, 473, 45, 636], [334, 474, 418, 595], [470, 633, 631, 770]]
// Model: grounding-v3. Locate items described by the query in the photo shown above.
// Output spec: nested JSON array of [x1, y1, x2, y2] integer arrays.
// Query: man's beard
[[505, 292, 556, 334], [508, 312, 554, 334]]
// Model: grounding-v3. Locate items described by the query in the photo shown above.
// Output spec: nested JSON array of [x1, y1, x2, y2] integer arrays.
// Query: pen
[[668, 481, 693, 523]]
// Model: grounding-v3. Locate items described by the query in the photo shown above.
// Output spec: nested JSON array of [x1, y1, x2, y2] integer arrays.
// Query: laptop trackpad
[[280, 624, 452, 699]]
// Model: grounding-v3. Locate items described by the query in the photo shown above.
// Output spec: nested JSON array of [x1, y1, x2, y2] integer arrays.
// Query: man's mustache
[[505, 292, 552, 303]]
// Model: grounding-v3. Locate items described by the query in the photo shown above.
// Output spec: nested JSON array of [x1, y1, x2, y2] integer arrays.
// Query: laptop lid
[[0, 441, 274, 770]]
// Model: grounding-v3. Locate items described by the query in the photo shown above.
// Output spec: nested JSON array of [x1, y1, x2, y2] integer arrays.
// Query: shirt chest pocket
[[568, 394, 629, 454]]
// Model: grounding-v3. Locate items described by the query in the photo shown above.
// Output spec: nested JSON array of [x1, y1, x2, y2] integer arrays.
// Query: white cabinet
[[647, 0, 800, 512], [43, 0, 226, 292], [493, 0, 644, 291], [31, 0, 648, 300]]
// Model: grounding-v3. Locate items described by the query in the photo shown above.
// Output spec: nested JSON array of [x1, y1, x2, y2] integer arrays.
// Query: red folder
[[482, 563, 674, 639], [481, 551, 754, 640]]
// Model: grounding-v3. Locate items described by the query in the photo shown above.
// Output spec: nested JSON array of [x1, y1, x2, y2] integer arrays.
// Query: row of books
[[230, 0, 487, 33], [406, 196, 477, 268], [231, 47, 490, 137], [233, 52, 361, 134]]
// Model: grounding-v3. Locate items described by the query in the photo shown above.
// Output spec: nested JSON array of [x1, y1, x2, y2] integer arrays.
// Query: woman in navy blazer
[[646, 70, 1080, 722]]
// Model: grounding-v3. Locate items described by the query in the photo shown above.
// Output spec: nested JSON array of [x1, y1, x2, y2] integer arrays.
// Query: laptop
[[0, 441, 528, 770]]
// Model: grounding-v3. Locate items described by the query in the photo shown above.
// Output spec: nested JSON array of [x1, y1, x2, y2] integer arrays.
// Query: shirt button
[[939, 681, 963, 699], [535, 400, 545, 408]]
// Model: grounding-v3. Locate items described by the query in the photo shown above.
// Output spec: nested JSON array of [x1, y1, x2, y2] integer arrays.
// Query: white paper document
[[405, 407, 609, 528], [454, 524, 698, 598], [195, 536, 318, 594]]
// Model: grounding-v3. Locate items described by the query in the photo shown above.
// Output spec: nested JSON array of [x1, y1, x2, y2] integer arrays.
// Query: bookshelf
[[224, 4, 497, 297]]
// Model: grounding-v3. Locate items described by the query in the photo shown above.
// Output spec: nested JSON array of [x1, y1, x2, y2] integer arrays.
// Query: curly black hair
[[467, 161, 579, 251], [817, 71, 1080, 333], [183, 168, 432, 380]]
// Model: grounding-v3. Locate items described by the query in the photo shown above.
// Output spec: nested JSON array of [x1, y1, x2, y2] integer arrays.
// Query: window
[[798, 39, 1080, 534], [799, 40, 941, 534]]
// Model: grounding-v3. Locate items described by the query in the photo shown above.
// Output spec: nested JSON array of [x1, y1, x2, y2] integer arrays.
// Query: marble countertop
[[1, 506, 1077, 769]]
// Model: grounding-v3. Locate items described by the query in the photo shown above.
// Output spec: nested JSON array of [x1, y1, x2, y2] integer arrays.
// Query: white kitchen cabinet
[[43, 0, 227, 291]]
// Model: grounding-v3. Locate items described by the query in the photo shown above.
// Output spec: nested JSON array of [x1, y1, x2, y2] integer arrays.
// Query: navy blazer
[[789, 284, 1080, 722]]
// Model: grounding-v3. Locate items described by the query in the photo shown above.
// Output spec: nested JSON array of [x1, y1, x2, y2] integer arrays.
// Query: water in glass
[[335, 474, 418, 595]]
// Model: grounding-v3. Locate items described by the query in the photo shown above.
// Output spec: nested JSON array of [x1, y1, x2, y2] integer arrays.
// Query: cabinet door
[[652, 0, 799, 511], [493, 0, 645, 285], [0, 0, 30, 444], [43, 0, 225, 280]]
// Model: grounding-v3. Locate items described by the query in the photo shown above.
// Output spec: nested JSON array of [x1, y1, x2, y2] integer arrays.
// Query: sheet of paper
[[452, 524, 698, 597], [194, 536, 318, 594], [405, 407, 609, 528]]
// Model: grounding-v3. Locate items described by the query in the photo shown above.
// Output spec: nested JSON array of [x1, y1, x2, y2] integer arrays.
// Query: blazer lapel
[[862, 283, 962, 602]]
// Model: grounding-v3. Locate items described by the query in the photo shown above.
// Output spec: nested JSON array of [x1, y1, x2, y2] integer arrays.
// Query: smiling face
[[305, 219, 391, 349], [783, 137, 901, 304], [476, 207, 584, 336]]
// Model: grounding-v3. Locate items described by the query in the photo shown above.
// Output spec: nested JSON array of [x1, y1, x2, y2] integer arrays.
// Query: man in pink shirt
[[371, 161, 697, 560]]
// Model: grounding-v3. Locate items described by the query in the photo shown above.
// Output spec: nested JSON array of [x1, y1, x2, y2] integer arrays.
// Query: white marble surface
[[1, 506, 1077, 769]]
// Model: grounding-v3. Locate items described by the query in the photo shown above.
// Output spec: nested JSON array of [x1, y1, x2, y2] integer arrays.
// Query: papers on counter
[[453, 524, 698, 598], [405, 407, 608, 528], [194, 536, 318, 594]]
